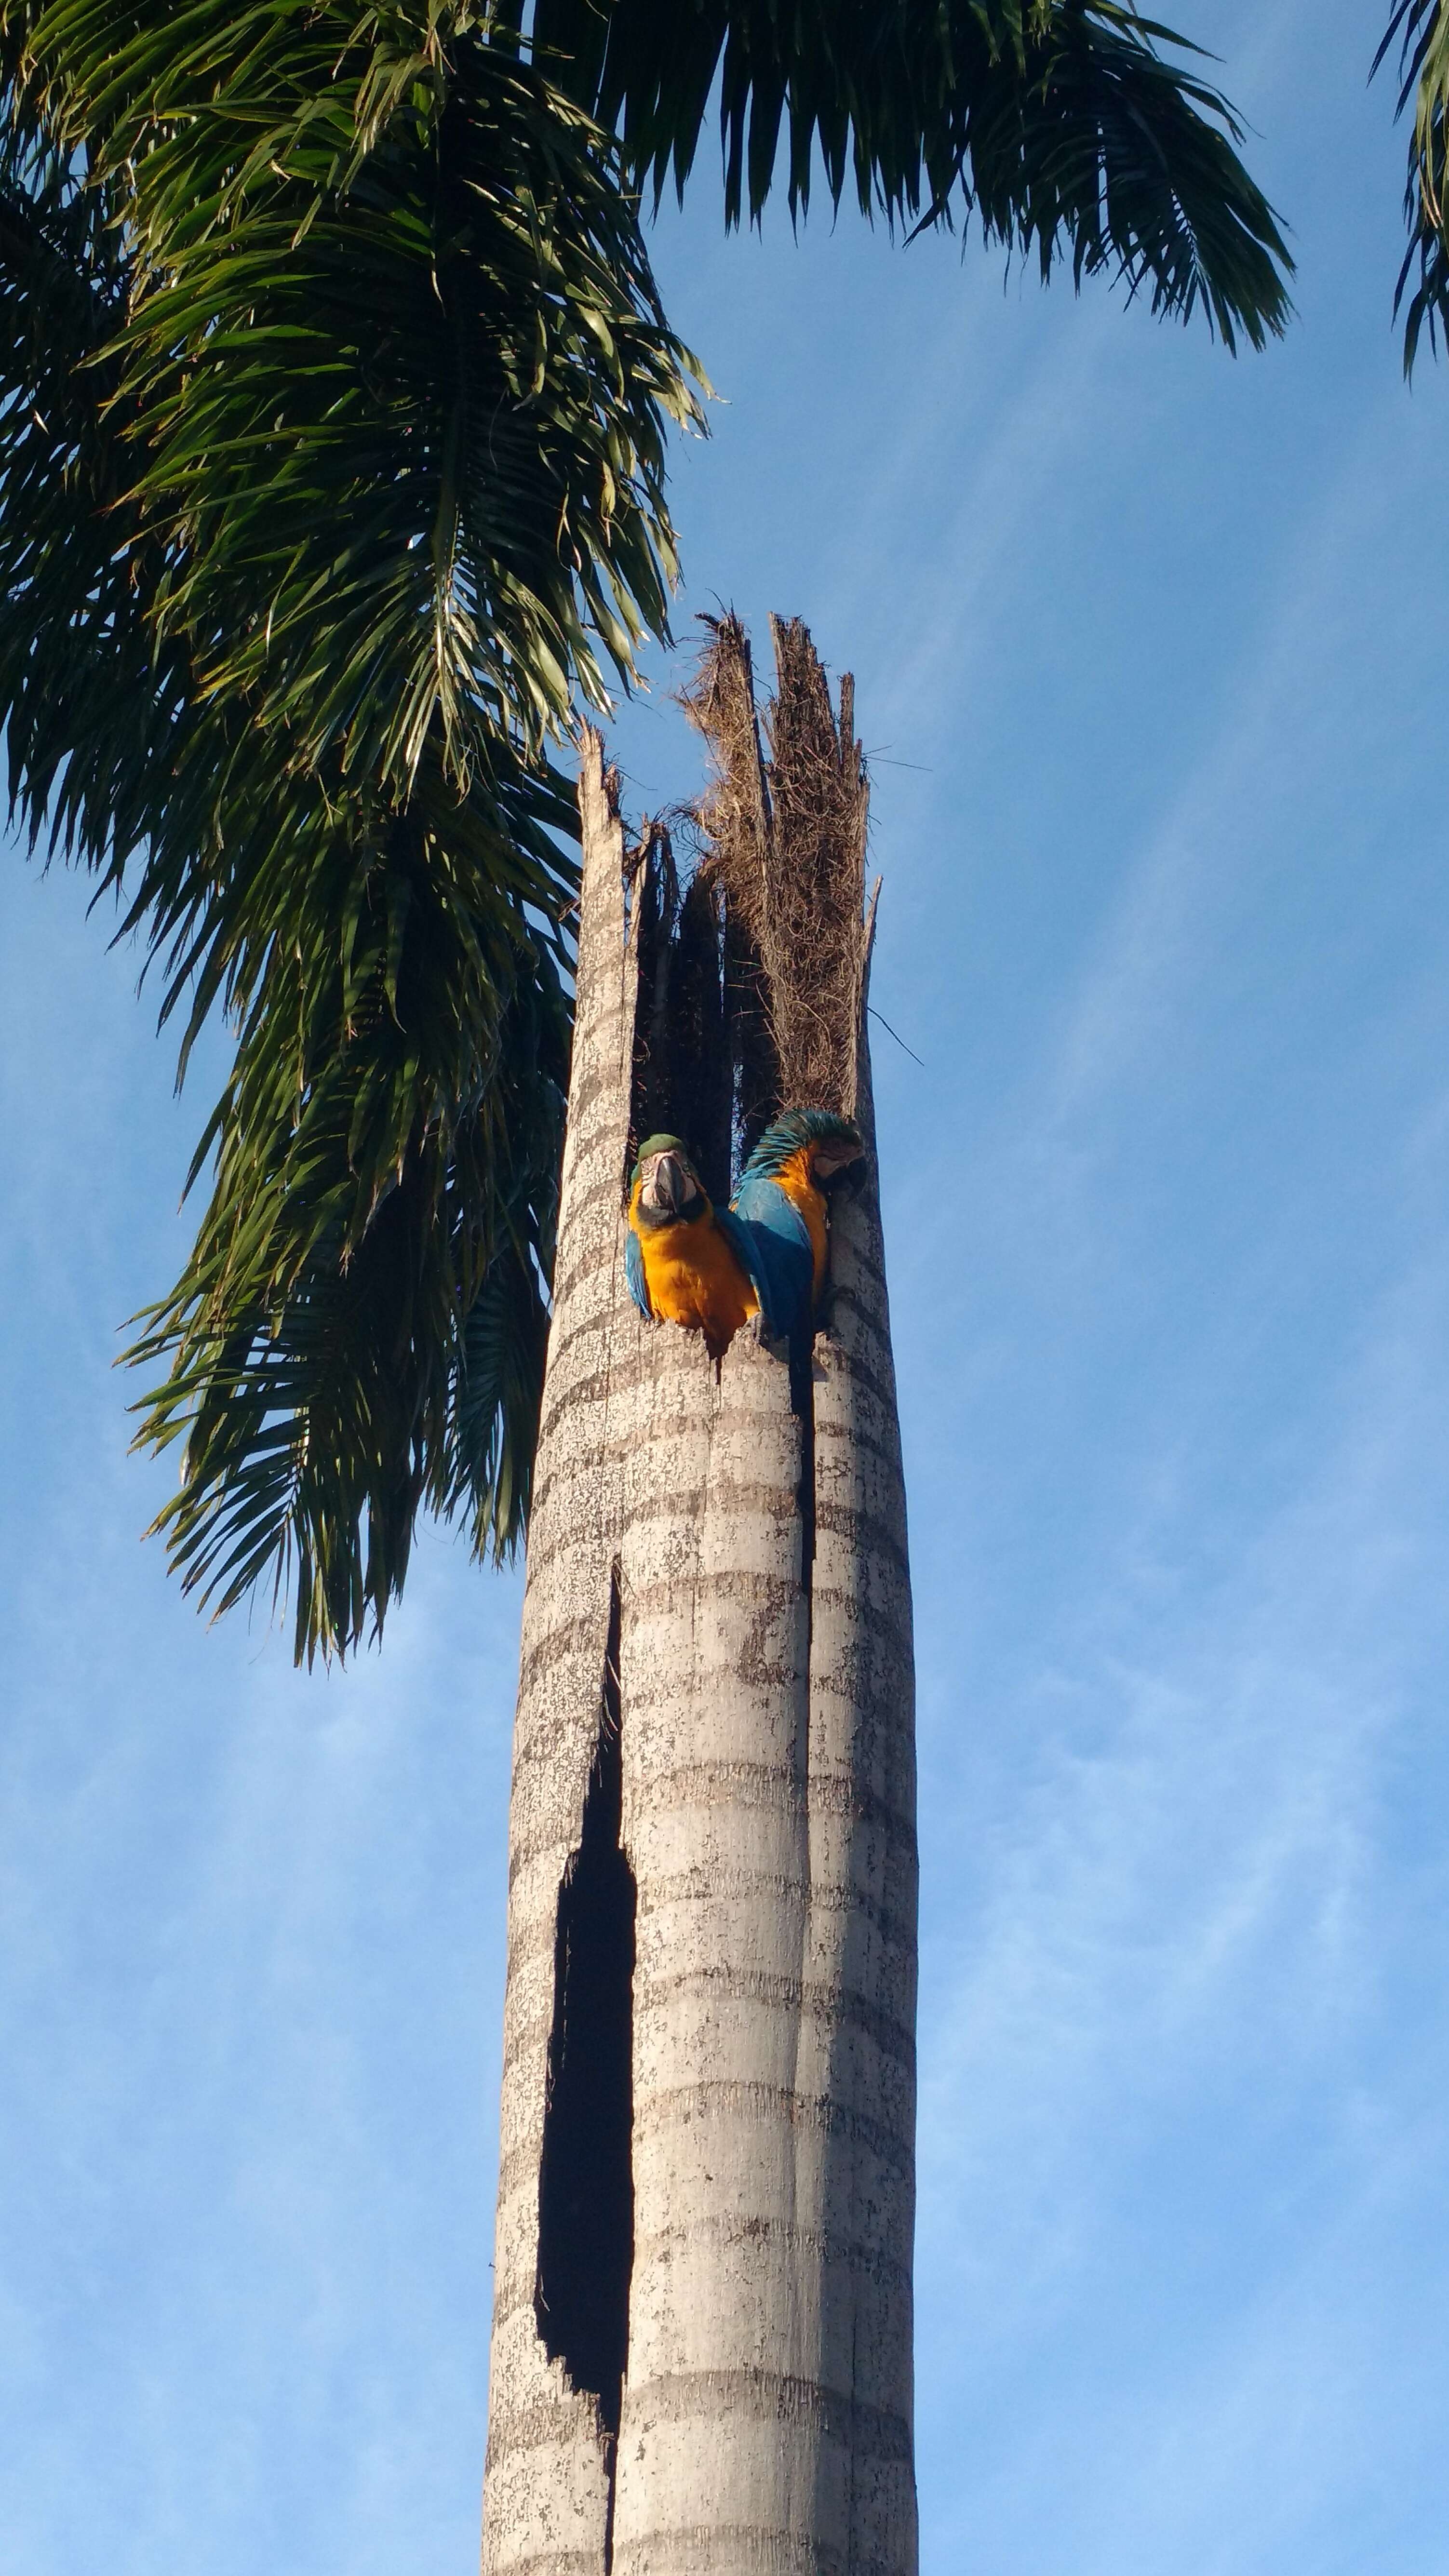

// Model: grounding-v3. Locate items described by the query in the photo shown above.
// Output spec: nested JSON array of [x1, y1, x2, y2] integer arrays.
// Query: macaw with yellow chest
[[625, 1135, 765, 1360], [730, 1109, 867, 1343]]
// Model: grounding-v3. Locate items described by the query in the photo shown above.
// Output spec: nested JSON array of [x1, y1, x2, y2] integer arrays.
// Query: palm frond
[[533, 0, 1291, 348], [0, 6, 698, 1657], [129, 891, 571, 1664], [1376, 0, 1449, 372], [13, 3, 705, 794], [0, 93, 189, 889]]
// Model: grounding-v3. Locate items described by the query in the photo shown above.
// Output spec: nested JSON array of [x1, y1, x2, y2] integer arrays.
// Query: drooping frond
[[125, 798, 571, 1664], [0, 4, 704, 1658], [0, 82, 188, 893], [533, 0, 1292, 348], [8, 2, 706, 794], [1376, 0, 1449, 371]]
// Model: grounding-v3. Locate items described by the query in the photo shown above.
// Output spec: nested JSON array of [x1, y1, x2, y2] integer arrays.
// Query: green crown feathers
[[631, 1133, 696, 1186]]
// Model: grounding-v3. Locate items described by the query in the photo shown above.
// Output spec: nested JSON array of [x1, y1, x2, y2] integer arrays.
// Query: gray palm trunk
[[483, 637, 917, 2576]]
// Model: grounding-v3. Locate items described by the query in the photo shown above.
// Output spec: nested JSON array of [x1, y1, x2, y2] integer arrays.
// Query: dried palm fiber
[[682, 611, 872, 1146]]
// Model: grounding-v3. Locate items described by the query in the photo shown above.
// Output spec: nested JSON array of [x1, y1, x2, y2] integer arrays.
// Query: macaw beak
[[641, 1151, 692, 1217]]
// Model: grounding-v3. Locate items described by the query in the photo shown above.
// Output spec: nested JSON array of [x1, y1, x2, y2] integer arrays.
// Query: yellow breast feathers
[[634, 1197, 757, 1352], [626, 1136, 758, 1361]]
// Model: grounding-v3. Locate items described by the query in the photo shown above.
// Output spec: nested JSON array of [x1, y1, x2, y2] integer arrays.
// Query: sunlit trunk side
[[612, 1318, 815, 2567], [482, 739, 635, 2575]]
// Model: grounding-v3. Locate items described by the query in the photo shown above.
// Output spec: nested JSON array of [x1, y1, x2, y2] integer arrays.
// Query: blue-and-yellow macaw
[[625, 1135, 763, 1360], [729, 1109, 866, 1343]]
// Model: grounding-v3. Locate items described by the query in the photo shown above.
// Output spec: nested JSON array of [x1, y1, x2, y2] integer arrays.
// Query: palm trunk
[[483, 668, 917, 2575]]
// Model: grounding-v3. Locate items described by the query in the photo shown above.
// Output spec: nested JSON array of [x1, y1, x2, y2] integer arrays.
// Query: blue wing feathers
[[708, 1202, 785, 1341], [727, 1176, 813, 1341], [711, 1202, 761, 1279], [624, 1222, 653, 1319]]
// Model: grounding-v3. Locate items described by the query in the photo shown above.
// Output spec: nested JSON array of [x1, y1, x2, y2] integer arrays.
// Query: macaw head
[[743, 1108, 867, 1191], [809, 1114, 867, 1184], [631, 1134, 708, 1227]]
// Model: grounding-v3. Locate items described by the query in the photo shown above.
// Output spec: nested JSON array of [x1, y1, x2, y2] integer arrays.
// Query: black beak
[[647, 1152, 690, 1216]]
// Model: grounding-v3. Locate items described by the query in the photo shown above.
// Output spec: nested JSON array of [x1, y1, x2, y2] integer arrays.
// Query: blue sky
[[4, 4, 1449, 2569]]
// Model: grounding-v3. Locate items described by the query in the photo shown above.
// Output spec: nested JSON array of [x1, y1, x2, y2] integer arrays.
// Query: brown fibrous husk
[[624, 615, 873, 1195], [682, 612, 871, 1130]]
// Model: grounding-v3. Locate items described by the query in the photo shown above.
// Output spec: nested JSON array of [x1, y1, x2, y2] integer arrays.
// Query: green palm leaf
[[0, 1, 1290, 1661], [1377, 1, 1449, 372], [533, 0, 1291, 349], [0, 6, 696, 1658]]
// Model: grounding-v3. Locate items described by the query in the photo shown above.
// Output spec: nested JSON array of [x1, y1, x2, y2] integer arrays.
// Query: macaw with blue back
[[626, 1114, 866, 1361], [729, 1110, 867, 1345], [625, 1136, 765, 1360]]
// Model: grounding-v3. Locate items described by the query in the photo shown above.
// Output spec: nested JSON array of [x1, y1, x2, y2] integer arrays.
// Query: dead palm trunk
[[482, 621, 917, 2576]]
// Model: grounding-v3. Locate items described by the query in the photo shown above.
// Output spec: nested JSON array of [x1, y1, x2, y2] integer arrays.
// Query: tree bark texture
[[482, 730, 917, 2576]]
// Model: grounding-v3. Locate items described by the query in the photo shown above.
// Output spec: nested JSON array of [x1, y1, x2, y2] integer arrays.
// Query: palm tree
[[0, 1, 1290, 1664], [2, 7, 1290, 2559], [485, 617, 922, 2574]]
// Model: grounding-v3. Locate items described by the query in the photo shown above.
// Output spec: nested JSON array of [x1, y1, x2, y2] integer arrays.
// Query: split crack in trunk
[[535, 1567, 635, 2562]]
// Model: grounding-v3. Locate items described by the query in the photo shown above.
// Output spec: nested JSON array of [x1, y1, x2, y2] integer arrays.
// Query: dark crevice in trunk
[[629, 826, 734, 1209], [535, 1570, 635, 2520], [627, 810, 801, 1210], [722, 889, 783, 1178]]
